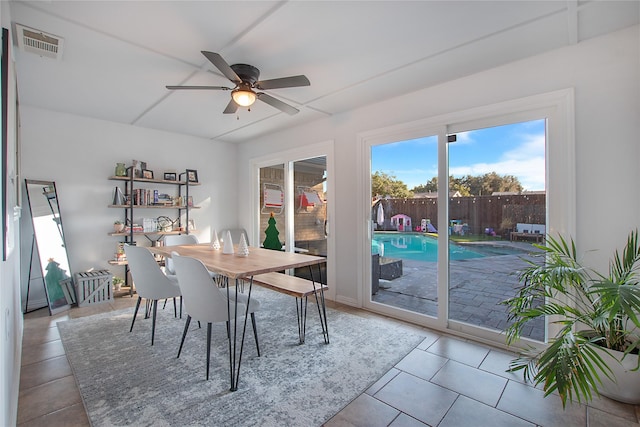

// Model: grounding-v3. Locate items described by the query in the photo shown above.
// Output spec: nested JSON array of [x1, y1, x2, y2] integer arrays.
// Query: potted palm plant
[[503, 230, 640, 407]]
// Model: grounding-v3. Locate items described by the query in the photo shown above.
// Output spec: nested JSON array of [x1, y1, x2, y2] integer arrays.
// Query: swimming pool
[[373, 232, 523, 262]]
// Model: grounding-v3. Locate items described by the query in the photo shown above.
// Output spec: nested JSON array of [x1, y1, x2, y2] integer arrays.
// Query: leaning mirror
[[24, 179, 76, 314]]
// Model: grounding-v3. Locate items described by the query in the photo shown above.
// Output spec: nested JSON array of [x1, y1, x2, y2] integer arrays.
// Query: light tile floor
[[18, 296, 138, 426], [18, 295, 640, 427]]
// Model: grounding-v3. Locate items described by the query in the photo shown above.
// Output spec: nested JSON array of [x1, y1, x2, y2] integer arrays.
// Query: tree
[[450, 178, 472, 196], [262, 212, 283, 250], [411, 176, 471, 196], [494, 173, 523, 193], [411, 172, 523, 196], [461, 175, 483, 196], [412, 177, 438, 193], [372, 172, 414, 198]]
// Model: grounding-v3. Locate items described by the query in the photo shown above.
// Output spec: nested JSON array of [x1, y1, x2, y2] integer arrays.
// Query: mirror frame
[[24, 179, 76, 314]]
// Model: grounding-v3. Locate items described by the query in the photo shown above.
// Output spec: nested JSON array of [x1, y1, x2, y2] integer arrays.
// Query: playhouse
[[390, 214, 412, 231]]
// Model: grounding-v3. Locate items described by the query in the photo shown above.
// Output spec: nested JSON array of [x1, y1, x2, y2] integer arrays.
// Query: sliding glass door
[[364, 100, 561, 345], [371, 136, 439, 317], [447, 120, 546, 341]]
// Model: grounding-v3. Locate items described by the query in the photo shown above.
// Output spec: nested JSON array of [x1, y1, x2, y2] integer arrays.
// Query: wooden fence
[[375, 194, 546, 237]]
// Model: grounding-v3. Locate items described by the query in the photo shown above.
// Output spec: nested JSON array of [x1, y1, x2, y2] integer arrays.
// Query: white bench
[[252, 272, 329, 344], [516, 223, 546, 234], [512, 223, 546, 243]]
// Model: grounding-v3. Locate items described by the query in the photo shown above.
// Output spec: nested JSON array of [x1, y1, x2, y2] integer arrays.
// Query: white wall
[[19, 106, 239, 303], [237, 25, 640, 304]]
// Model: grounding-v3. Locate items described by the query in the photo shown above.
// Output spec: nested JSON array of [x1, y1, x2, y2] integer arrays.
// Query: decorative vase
[[112, 187, 124, 205], [211, 230, 220, 250], [238, 233, 249, 256], [594, 345, 640, 404], [115, 162, 127, 177], [114, 223, 124, 233], [222, 230, 234, 254]]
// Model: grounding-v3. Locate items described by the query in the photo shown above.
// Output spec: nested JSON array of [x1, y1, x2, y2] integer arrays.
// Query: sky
[[371, 119, 546, 192]]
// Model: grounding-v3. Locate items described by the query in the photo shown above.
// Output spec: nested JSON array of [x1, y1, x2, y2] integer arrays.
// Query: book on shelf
[[124, 224, 144, 233], [131, 188, 156, 206], [142, 218, 158, 232], [116, 189, 175, 207], [156, 193, 173, 205]]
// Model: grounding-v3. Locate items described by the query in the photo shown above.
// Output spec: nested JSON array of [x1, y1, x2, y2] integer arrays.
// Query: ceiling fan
[[166, 51, 310, 115]]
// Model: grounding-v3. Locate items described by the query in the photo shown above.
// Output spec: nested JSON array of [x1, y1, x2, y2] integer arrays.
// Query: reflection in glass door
[[447, 120, 546, 341], [293, 157, 327, 283], [259, 163, 287, 247], [258, 157, 328, 283]]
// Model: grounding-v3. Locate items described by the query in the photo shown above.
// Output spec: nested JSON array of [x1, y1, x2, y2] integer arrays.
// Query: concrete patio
[[372, 242, 545, 341]]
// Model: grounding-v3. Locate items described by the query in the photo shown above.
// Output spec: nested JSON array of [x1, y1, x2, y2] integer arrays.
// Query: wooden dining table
[[147, 243, 326, 391]]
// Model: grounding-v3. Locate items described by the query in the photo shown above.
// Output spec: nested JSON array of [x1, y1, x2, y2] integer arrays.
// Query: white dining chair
[[163, 234, 199, 275], [124, 244, 182, 346], [163, 234, 218, 282], [172, 254, 261, 380]]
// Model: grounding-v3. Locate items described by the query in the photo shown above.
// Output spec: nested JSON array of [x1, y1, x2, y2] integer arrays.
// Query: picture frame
[[186, 169, 198, 183], [187, 195, 194, 207], [163, 172, 177, 181], [142, 169, 153, 179]]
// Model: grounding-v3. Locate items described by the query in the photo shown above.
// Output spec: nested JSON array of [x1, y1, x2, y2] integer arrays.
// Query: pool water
[[373, 232, 522, 262]]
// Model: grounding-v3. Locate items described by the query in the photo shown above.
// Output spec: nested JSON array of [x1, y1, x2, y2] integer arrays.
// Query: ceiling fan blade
[[201, 51, 242, 85], [166, 85, 231, 90], [223, 99, 238, 114], [256, 93, 299, 115], [255, 75, 310, 90]]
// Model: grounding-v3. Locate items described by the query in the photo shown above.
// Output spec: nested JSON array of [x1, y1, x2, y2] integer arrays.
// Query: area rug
[[57, 287, 425, 426]]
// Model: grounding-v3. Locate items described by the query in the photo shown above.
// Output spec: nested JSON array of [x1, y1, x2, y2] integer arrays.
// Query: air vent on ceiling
[[15, 23, 64, 60]]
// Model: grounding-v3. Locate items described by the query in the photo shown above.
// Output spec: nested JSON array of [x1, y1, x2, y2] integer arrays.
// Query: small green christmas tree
[[263, 212, 283, 250]]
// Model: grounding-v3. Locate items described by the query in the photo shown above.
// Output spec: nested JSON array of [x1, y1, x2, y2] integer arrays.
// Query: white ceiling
[[9, 1, 639, 144]]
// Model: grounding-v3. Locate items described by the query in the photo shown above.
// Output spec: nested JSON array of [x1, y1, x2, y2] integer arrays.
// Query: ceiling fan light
[[232, 88, 256, 107]]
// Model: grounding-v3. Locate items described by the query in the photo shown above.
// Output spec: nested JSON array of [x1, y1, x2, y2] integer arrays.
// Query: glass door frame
[[359, 89, 575, 347], [250, 141, 335, 299]]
